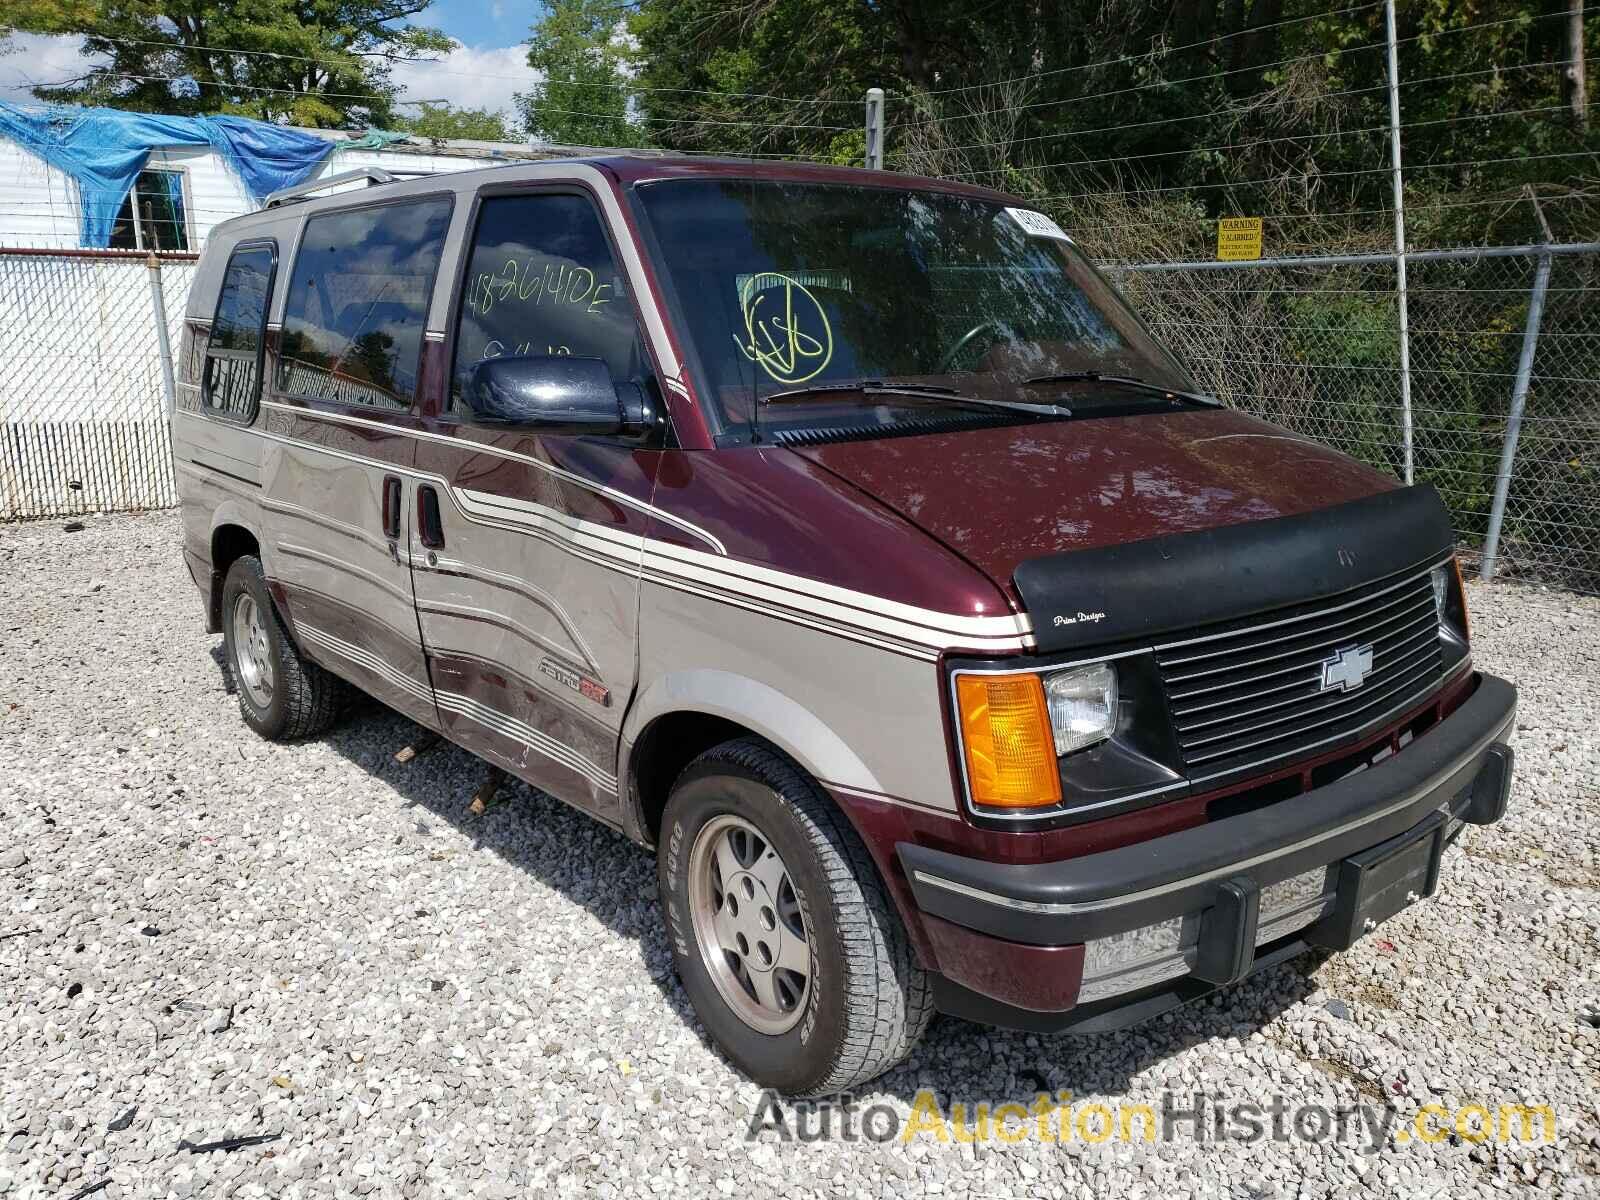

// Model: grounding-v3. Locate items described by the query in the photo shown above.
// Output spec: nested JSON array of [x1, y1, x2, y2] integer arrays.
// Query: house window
[[109, 169, 190, 252]]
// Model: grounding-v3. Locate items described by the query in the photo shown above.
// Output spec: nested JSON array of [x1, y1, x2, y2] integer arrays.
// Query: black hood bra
[[1013, 484, 1456, 653]]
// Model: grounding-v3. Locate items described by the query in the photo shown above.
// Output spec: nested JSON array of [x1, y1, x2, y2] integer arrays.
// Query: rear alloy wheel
[[230, 591, 275, 711], [660, 738, 932, 1096], [220, 555, 343, 741]]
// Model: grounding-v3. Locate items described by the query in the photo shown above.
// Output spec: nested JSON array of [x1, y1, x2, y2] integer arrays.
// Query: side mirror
[[465, 355, 638, 435]]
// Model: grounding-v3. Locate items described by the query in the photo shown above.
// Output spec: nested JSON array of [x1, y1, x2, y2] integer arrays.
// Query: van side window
[[277, 197, 452, 410], [450, 193, 648, 412], [202, 242, 276, 422]]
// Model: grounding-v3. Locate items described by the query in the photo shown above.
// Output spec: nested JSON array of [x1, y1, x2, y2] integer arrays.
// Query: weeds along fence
[[0, 248, 194, 520], [871, 1, 1600, 595], [1105, 244, 1600, 593]]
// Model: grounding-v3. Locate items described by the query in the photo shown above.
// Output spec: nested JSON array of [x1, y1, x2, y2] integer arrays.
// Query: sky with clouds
[[0, 1, 541, 127]]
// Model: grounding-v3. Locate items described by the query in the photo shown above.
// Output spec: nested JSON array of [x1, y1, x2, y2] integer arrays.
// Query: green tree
[[396, 102, 518, 142], [626, 0, 1598, 247], [628, 0, 879, 161], [11, 0, 451, 128], [2, 0, 93, 52], [518, 0, 641, 147]]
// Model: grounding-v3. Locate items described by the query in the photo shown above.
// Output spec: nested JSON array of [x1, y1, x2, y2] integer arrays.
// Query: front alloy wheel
[[688, 814, 812, 1034], [659, 738, 933, 1095]]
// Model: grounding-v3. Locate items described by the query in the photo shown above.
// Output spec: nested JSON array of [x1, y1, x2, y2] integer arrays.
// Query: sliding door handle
[[418, 485, 445, 550], [381, 475, 402, 541]]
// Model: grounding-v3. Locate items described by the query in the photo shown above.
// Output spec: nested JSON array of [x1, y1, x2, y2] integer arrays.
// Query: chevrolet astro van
[[174, 157, 1518, 1095]]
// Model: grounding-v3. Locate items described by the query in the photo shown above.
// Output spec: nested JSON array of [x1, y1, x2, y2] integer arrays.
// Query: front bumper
[[897, 671, 1517, 1030]]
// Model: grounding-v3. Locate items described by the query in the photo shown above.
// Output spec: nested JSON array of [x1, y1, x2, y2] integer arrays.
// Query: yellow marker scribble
[[733, 273, 833, 385]]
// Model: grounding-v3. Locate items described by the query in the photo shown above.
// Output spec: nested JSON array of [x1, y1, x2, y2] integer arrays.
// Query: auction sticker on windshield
[[1005, 207, 1072, 241]]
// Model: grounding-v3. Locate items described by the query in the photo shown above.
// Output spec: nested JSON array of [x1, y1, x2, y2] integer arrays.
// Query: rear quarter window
[[276, 197, 453, 410], [201, 242, 277, 423]]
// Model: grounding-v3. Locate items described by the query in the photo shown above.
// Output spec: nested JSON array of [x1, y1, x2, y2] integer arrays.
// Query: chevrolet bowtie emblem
[[1320, 643, 1375, 693]]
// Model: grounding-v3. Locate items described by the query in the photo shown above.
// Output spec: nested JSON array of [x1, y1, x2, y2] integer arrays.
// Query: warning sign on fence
[[1216, 217, 1263, 261]]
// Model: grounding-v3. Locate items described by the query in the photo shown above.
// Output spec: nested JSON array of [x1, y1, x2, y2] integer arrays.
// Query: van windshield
[[633, 178, 1195, 442]]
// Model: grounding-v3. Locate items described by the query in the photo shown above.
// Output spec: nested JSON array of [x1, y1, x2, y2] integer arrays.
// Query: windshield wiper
[[761, 379, 1071, 419], [1023, 371, 1222, 408]]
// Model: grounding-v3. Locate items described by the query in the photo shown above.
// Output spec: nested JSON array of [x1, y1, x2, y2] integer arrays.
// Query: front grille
[[1155, 568, 1445, 780]]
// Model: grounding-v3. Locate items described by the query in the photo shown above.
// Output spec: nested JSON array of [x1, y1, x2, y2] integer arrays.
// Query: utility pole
[[865, 88, 885, 170], [1384, 0, 1414, 485], [146, 253, 177, 421], [1481, 192, 1555, 582], [1566, 0, 1588, 130]]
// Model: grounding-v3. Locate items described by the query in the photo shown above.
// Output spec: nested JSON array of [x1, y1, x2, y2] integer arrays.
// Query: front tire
[[220, 556, 342, 741], [659, 738, 932, 1095]]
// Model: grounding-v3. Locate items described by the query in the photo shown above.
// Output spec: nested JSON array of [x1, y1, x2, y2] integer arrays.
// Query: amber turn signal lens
[[955, 674, 1063, 809], [1451, 556, 1471, 642]]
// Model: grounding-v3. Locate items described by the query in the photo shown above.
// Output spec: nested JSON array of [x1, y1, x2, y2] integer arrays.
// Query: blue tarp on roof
[[0, 103, 334, 247]]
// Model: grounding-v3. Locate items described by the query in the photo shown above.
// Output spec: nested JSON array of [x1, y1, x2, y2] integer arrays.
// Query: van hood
[[788, 409, 1401, 607]]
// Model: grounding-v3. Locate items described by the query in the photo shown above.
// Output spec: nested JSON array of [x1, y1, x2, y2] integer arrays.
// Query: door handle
[[418, 485, 445, 550], [381, 475, 402, 541]]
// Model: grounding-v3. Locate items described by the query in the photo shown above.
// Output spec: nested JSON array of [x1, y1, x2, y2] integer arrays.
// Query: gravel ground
[[2, 510, 1597, 1199]]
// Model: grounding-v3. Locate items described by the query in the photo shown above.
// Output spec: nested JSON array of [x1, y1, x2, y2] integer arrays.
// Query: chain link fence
[[1, 226, 1597, 597], [1110, 245, 1600, 594], [0, 249, 194, 520]]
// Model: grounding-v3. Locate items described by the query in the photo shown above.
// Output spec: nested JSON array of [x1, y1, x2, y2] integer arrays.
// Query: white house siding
[[0, 134, 505, 252], [0, 137, 88, 249], [0, 126, 527, 517]]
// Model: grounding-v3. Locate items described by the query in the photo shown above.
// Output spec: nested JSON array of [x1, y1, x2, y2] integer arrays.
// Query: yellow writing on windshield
[[734, 273, 833, 385]]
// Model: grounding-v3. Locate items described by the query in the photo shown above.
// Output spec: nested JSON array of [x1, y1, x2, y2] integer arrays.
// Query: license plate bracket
[[1306, 810, 1447, 952]]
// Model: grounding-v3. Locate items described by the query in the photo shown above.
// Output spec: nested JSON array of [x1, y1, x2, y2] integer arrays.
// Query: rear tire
[[659, 737, 932, 1096], [220, 555, 342, 741]]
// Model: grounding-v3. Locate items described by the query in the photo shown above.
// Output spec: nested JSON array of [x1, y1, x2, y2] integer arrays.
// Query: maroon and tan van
[[172, 156, 1517, 1095]]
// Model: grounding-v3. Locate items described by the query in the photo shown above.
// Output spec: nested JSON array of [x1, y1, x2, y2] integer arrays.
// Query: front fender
[[622, 667, 885, 796]]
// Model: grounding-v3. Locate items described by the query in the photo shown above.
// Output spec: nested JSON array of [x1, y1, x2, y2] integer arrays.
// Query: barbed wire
[[41, 2, 1581, 114], [893, 7, 1600, 128], [923, 95, 1591, 163], [954, 146, 1600, 191], [889, 59, 1576, 153], [1044, 189, 1597, 220], [900, 2, 1385, 99], [21, 70, 399, 105], [894, 42, 1388, 130]]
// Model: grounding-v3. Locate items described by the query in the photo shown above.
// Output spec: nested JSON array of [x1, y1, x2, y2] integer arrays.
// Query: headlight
[[1424, 556, 1472, 679], [1431, 557, 1471, 651], [952, 656, 1178, 820], [1043, 662, 1118, 755], [1430, 563, 1449, 618]]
